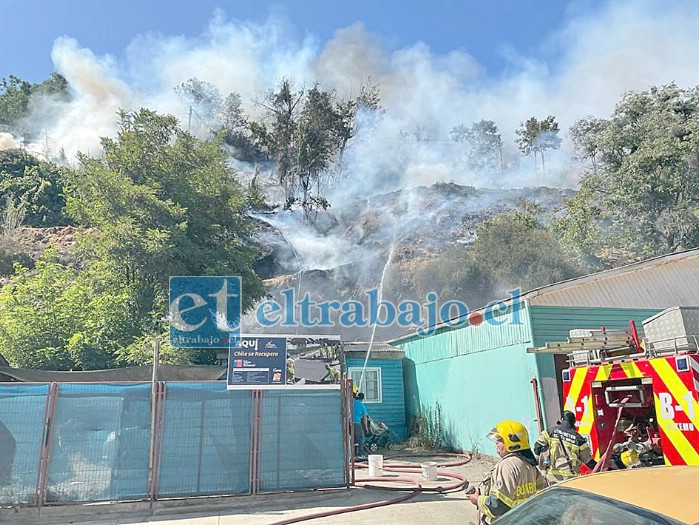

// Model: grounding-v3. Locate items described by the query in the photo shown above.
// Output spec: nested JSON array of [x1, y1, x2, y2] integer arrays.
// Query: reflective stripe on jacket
[[477, 453, 547, 522], [534, 423, 592, 481]]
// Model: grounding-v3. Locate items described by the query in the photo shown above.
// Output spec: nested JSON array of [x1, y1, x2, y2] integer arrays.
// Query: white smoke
[[9, 0, 699, 192], [0, 132, 20, 150]]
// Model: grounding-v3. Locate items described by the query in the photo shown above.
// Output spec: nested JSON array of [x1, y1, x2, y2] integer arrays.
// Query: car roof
[[559, 466, 699, 524]]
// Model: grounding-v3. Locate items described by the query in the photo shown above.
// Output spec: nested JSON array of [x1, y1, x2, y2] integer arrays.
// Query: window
[[348, 367, 382, 403], [494, 487, 682, 525]]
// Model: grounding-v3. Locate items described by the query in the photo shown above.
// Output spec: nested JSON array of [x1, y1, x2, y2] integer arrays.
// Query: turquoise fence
[[0, 382, 347, 506]]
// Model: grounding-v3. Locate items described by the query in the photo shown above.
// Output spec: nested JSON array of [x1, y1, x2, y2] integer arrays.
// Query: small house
[[343, 342, 407, 440]]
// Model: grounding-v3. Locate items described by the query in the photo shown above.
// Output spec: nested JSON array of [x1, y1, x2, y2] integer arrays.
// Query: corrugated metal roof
[[343, 342, 404, 354], [390, 249, 699, 344], [527, 249, 699, 308]]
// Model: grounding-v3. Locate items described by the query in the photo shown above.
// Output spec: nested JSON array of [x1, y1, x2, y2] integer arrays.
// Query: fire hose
[[592, 395, 632, 473], [267, 453, 472, 525]]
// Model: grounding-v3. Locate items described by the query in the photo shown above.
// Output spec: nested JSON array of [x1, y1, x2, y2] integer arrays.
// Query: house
[[390, 249, 699, 453], [343, 342, 408, 440]]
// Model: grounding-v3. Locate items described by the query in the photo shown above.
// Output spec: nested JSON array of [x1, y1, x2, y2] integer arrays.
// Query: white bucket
[[368, 454, 384, 477], [421, 462, 438, 482]]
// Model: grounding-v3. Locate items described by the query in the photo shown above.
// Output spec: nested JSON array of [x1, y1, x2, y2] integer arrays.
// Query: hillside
[[246, 183, 574, 341]]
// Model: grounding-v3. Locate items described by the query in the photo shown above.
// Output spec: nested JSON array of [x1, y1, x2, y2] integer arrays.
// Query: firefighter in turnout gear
[[468, 420, 547, 523], [533, 410, 597, 483]]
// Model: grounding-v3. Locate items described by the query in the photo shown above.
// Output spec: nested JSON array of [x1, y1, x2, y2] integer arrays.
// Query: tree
[[253, 78, 304, 198], [0, 249, 139, 370], [0, 75, 32, 126], [175, 78, 223, 134], [470, 206, 580, 292], [515, 115, 562, 176], [415, 202, 581, 307], [0, 148, 71, 227], [250, 79, 381, 219], [451, 119, 503, 174], [0, 73, 71, 130], [560, 84, 699, 263], [65, 108, 264, 318]]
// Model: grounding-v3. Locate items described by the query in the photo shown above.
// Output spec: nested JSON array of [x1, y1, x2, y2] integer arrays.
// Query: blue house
[[343, 342, 407, 440]]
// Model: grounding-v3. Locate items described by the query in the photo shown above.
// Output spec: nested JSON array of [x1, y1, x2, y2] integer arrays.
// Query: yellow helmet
[[352, 383, 360, 395], [620, 449, 639, 468], [487, 420, 530, 452]]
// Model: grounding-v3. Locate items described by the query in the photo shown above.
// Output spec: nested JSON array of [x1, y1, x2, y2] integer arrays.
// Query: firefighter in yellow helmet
[[468, 420, 547, 523]]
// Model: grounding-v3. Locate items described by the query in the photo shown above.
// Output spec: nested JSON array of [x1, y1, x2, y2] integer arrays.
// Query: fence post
[[36, 382, 58, 507], [147, 338, 161, 501]]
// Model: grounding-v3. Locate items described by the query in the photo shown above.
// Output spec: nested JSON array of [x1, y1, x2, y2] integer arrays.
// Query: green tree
[[251, 78, 381, 218], [415, 203, 581, 305], [0, 148, 71, 227], [0, 75, 32, 126], [451, 119, 503, 174], [0, 73, 71, 130], [65, 108, 264, 319], [470, 206, 581, 292], [561, 84, 699, 263], [0, 108, 266, 370], [515, 115, 562, 176], [0, 249, 139, 370]]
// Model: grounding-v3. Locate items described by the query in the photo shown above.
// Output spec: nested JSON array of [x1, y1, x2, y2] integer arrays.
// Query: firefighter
[[533, 410, 597, 483], [468, 420, 547, 523]]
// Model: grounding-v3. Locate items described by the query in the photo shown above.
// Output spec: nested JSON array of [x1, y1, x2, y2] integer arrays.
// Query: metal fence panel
[[259, 389, 345, 491], [46, 384, 151, 503], [157, 383, 251, 497], [0, 384, 47, 505]]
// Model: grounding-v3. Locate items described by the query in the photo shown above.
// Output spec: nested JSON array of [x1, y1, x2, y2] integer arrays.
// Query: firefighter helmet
[[487, 420, 530, 452]]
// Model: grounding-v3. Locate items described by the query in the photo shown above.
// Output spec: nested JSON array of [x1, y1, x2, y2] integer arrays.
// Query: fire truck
[[557, 307, 699, 468]]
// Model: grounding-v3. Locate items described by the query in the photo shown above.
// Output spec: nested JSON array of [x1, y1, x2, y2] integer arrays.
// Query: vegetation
[[0, 108, 265, 369], [557, 84, 699, 265], [515, 115, 562, 176], [415, 200, 582, 306], [0, 149, 71, 227], [0, 71, 698, 370], [416, 401, 445, 449], [451, 119, 503, 175]]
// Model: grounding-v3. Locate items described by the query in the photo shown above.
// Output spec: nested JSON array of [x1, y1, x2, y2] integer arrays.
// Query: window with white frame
[[348, 367, 382, 403]]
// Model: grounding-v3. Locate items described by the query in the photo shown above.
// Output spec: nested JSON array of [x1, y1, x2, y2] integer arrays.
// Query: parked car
[[492, 466, 699, 525]]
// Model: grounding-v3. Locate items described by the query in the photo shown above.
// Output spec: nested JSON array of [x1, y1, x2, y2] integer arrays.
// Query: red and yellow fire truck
[[560, 307, 699, 468]]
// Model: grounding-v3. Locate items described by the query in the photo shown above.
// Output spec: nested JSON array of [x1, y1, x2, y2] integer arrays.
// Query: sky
[[2, 0, 699, 193], [1, 0, 593, 83]]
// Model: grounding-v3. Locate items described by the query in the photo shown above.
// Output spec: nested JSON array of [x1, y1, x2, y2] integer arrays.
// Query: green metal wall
[[395, 303, 541, 454], [395, 304, 663, 454]]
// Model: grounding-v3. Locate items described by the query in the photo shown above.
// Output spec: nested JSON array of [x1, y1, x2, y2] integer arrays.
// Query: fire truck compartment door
[[604, 385, 650, 408]]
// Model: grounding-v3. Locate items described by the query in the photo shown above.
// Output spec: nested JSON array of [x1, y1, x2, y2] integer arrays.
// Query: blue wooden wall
[[345, 358, 407, 440]]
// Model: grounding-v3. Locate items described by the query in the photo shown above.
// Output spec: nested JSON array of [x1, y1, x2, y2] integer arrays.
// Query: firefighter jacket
[[533, 421, 594, 482], [477, 452, 547, 523]]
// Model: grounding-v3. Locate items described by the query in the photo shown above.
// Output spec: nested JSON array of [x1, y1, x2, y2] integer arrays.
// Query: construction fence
[[0, 382, 349, 506]]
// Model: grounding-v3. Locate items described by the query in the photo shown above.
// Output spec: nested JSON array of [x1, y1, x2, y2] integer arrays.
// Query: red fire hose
[[267, 453, 472, 525]]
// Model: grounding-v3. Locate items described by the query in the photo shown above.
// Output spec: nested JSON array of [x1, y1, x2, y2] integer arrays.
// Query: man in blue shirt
[[353, 392, 369, 459]]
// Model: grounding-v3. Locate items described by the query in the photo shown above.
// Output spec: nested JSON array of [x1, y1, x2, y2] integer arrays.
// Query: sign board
[[169, 276, 241, 348], [227, 336, 287, 389], [227, 335, 343, 390]]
